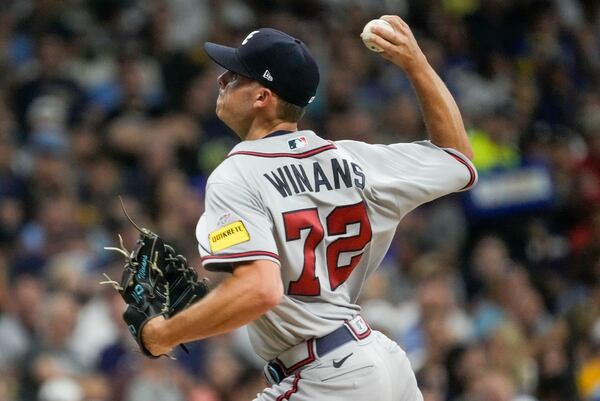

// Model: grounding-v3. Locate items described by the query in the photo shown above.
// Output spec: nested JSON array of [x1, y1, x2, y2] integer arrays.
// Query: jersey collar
[[263, 130, 295, 139], [228, 130, 334, 157]]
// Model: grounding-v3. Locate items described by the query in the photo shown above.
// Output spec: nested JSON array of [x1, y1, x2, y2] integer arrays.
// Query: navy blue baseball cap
[[204, 28, 319, 108]]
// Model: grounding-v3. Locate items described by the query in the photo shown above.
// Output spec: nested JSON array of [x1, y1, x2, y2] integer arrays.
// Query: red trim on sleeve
[[200, 250, 280, 262], [228, 143, 336, 159], [276, 372, 302, 401], [444, 151, 476, 190]]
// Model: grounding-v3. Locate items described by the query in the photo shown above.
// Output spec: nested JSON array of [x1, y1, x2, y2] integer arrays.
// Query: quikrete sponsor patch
[[209, 221, 250, 252]]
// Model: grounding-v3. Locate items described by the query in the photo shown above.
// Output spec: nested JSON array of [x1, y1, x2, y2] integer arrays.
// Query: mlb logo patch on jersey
[[288, 136, 308, 150]]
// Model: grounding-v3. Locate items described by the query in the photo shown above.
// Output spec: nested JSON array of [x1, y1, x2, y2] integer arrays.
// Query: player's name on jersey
[[263, 158, 365, 197]]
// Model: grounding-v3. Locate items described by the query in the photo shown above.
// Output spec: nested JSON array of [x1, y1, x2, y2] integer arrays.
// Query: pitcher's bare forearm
[[406, 61, 473, 158], [370, 15, 473, 159]]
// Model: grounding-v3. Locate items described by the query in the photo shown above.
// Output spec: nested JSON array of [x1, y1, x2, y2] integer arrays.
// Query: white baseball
[[361, 19, 395, 52]]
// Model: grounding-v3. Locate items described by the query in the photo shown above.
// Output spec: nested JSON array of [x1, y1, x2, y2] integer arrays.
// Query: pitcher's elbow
[[266, 281, 284, 308], [257, 280, 283, 310]]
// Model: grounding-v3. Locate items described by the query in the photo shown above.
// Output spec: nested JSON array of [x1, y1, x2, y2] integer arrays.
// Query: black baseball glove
[[102, 205, 209, 357]]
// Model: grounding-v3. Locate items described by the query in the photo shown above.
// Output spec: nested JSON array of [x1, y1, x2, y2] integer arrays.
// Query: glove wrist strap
[[123, 304, 166, 359]]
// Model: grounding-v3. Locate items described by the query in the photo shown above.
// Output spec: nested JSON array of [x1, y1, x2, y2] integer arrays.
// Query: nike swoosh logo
[[333, 352, 353, 368]]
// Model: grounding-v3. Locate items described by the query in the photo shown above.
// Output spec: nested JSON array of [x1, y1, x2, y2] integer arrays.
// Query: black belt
[[265, 324, 358, 385]]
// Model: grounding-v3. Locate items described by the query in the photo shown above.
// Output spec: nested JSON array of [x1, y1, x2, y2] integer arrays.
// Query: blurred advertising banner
[[463, 163, 554, 218]]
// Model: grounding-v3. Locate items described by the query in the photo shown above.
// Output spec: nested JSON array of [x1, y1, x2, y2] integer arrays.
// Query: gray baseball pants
[[255, 331, 424, 401]]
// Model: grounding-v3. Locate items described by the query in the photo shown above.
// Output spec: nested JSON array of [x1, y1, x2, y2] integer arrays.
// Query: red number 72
[[282, 202, 372, 296]]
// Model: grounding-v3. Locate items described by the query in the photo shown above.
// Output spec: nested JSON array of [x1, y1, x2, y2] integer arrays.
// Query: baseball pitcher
[[140, 15, 477, 401]]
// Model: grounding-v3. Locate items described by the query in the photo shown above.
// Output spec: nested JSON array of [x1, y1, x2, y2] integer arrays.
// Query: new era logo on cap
[[263, 70, 273, 81]]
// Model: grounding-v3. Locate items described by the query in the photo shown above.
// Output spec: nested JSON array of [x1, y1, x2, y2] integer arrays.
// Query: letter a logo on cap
[[242, 30, 259, 45], [263, 70, 273, 81]]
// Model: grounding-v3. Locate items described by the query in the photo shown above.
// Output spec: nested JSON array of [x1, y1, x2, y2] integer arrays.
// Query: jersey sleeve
[[196, 181, 279, 272], [357, 140, 477, 218]]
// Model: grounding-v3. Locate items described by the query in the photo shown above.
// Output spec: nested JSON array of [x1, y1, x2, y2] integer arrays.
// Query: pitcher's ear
[[254, 87, 274, 107]]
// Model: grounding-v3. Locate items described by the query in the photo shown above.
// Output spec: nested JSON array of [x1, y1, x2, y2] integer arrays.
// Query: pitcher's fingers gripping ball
[[360, 18, 395, 52], [101, 200, 210, 357], [361, 15, 428, 74]]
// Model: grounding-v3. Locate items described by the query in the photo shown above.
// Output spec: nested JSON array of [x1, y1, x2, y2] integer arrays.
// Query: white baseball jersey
[[196, 130, 477, 361]]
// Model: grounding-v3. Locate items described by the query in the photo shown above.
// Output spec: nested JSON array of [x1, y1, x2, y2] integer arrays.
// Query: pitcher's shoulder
[[333, 139, 389, 158], [206, 158, 249, 188]]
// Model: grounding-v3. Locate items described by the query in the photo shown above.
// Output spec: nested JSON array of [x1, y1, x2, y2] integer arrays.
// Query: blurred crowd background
[[2, 0, 600, 400]]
